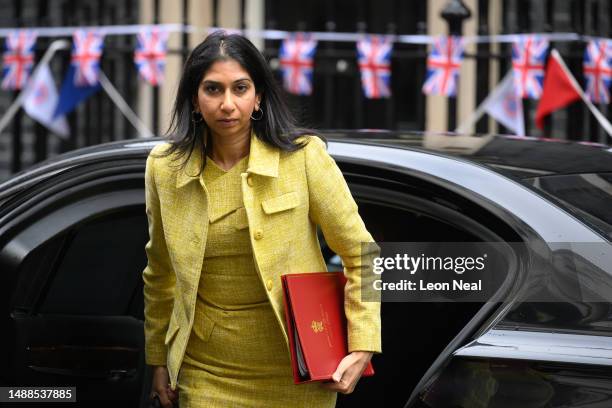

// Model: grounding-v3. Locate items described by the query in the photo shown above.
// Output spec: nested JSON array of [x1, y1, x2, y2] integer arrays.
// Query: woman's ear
[[255, 93, 262, 110]]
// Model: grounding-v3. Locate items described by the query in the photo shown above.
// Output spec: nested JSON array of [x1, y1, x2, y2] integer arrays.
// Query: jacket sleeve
[[304, 137, 381, 353], [143, 149, 176, 366]]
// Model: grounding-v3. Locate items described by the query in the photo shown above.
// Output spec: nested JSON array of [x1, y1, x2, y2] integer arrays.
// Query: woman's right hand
[[150, 366, 178, 408]]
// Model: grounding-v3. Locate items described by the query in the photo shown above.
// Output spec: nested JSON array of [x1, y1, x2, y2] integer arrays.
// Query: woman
[[143, 31, 380, 408]]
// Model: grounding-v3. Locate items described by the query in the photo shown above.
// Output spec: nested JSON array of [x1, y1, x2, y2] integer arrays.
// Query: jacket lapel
[[176, 133, 280, 183], [176, 141, 206, 189], [246, 132, 279, 178]]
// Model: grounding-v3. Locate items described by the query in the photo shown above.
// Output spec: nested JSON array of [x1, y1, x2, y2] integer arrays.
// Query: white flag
[[22, 63, 69, 138], [482, 71, 525, 136]]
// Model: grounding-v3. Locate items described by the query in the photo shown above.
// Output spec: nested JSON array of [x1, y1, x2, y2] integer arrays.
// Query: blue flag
[[54, 65, 101, 118]]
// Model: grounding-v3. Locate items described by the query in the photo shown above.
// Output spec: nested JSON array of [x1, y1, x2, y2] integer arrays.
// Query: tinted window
[[10, 237, 66, 310], [358, 202, 481, 243], [497, 243, 612, 336], [527, 173, 612, 240], [418, 356, 612, 407], [38, 210, 147, 316]]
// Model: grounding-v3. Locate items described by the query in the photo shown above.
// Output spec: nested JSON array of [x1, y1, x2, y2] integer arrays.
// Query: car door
[[327, 141, 612, 407], [0, 159, 147, 407], [330, 163, 520, 408]]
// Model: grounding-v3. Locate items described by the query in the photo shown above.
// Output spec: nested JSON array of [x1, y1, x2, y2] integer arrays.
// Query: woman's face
[[194, 59, 261, 141]]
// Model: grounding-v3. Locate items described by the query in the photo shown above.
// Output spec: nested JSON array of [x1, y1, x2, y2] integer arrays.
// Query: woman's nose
[[221, 90, 236, 112]]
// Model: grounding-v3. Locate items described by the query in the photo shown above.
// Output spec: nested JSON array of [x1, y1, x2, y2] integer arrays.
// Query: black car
[[1, 131, 611, 407]]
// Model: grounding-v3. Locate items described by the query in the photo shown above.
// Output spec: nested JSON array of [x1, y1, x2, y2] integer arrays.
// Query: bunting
[[279, 33, 317, 95], [422, 36, 464, 97], [1, 25, 612, 139], [583, 39, 612, 104], [134, 27, 169, 86], [1, 29, 37, 90], [70, 29, 105, 86], [512, 35, 549, 99], [356, 35, 393, 99]]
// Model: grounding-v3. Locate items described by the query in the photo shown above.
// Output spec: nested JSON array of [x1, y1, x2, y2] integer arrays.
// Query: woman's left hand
[[321, 351, 373, 394]]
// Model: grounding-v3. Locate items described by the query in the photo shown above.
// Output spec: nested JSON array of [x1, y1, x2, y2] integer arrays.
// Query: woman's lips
[[218, 118, 238, 127]]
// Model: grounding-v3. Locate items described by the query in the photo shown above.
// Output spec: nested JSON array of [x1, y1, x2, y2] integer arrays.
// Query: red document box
[[281, 272, 375, 384]]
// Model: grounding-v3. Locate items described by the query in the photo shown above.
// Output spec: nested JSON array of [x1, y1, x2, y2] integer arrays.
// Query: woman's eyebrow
[[201, 78, 253, 86], [201, 78, 252, 85]]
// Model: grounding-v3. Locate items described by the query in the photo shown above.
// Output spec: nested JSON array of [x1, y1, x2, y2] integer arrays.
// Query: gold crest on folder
[[311, 320, 324, 333]]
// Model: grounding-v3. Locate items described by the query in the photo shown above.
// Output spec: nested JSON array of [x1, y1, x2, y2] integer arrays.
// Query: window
[[37, 209, 147, 316], [527, 173, 612, 241]]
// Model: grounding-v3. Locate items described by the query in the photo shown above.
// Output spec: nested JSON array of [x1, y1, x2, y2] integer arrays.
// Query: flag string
[[0, 24, 609, 45]]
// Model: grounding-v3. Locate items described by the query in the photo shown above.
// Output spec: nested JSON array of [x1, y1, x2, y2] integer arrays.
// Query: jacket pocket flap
[[193, 308, 215, 343], [261, 192, 299, 214]]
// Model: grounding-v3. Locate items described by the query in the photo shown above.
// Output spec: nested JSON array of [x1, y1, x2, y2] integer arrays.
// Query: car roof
[[1, 130, 611, 201], [321, 130, 612, 178]]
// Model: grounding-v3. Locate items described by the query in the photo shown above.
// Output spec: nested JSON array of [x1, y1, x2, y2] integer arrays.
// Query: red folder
[[281, 272, 375, 384]]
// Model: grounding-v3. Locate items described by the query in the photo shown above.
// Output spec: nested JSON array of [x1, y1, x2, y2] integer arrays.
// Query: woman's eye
[[235, 84, 248, 93], [204, 85, 219, 94]]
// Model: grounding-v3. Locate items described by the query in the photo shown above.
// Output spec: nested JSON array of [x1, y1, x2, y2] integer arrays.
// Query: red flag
[[535, 50, 582, 129]]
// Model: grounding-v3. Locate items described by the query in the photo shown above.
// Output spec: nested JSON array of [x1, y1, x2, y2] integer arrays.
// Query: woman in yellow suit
[[143, 31, 381, 408]]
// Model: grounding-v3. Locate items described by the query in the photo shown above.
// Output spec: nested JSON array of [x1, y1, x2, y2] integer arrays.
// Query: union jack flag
[[70, 29, 105, 87], [2, 30, 37, 91], [357, 35, 393, 99], [583, 40, 612, 104], [512, 35, 549, 99], [134, 27, 169, 86], [422, 36, 464, 97], [279, 33, 317, 95]]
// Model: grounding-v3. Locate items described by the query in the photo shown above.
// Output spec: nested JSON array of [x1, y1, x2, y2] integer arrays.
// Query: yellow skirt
[[177, 298, 336, 407]]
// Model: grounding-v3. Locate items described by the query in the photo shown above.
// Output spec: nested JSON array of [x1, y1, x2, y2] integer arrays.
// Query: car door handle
[[29, 365, 137, 380]]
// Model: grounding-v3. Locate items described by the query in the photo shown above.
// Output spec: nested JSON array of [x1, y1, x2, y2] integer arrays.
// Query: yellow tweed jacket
[[143, 133, 381, 389]]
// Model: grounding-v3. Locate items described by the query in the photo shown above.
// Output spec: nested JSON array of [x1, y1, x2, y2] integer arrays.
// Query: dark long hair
[[154, 31, 319, 176]]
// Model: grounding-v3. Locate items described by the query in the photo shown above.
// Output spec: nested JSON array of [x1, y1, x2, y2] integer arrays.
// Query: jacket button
[[266, 279, 273, 291], [254, 229, 264, 240], [247, 175, 254, 186]]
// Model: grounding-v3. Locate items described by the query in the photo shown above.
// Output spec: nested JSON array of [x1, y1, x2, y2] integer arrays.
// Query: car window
[[37, 209, 147, 316], [526, 173, 612, 241], [358, 202, 481, 243], [9, 236, 66, 311], [497, 257, 612, 336], [320, 201, 483, 271]]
